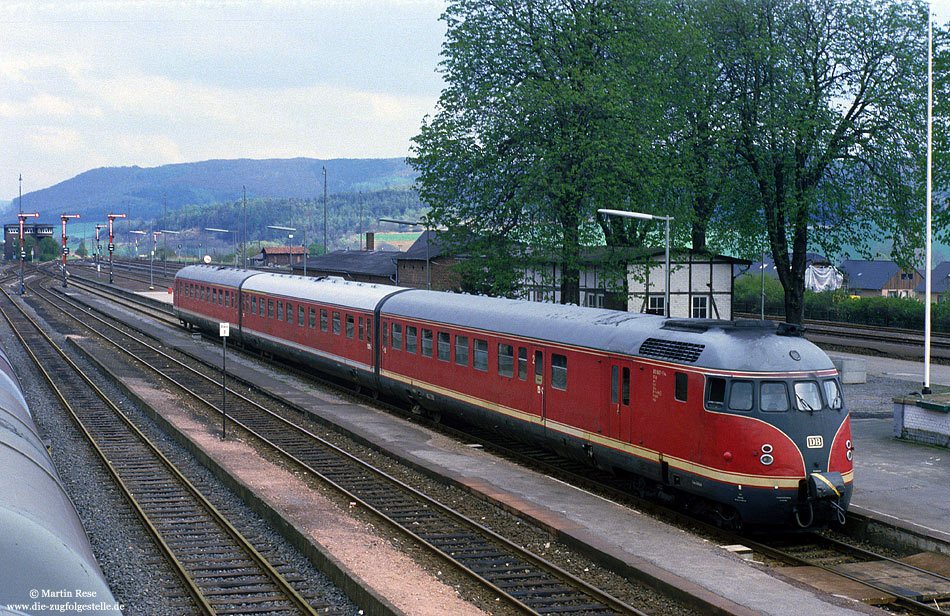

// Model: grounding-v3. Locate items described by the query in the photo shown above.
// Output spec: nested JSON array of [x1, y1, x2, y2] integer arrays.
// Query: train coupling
[[795, 471, 847, 527]]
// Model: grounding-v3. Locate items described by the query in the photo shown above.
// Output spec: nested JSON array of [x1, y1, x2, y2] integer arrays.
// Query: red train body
[[174, 266, 853, 527]]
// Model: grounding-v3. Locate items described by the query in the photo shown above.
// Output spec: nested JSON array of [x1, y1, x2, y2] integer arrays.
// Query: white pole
[[925, 6, 933, 394], [664, 217, 670, 318]]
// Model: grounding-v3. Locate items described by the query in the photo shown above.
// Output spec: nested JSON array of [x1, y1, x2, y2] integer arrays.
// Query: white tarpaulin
[[805, 264, 843, 292]]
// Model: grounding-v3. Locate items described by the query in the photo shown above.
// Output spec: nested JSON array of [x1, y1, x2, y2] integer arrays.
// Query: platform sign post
[[219, 322, 229, 439]]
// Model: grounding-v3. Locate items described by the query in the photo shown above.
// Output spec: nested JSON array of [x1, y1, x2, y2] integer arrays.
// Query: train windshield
[[706, 376, 843, 413], [793, 381, 822, 412]]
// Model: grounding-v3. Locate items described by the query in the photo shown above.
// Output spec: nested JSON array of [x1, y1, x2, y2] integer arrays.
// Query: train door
[[532, 348, 546, 422], [608, 361, 633, 442]]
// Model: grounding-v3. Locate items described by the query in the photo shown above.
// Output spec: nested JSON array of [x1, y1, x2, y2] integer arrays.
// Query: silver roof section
[[176, 264, 262, 287], [381, 291, 833, 374], [243, 272, 407, 312]]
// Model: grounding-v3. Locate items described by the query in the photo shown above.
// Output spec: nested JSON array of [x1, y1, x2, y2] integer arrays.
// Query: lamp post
[[322, 166, 328, 255], [267, 225, 297, 270], [206, 228, 237, 267], [161, 230, 180, 270], [60, 214, 80, 288], [242, 186, 248, 269], [107, 213, 127, 284], [597, 208, 673, 318], [17, 212, 39, 295], [379, 218, 430, 290]]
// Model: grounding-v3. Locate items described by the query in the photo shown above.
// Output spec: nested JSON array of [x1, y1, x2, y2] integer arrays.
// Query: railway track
[[0, 284, 327, 616], [30, 276, 654, 615]]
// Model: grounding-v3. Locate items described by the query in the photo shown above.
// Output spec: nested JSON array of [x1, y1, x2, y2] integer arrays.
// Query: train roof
[[243, 272, 406, 312], [176, 264, 261, 287], [381, 291, 834, 374]]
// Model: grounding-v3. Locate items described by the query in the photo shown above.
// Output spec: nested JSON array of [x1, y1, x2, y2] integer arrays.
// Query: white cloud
[[28, 126, 83, 154]]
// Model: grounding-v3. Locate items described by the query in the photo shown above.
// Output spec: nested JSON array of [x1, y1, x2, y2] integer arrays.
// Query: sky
[[2, 0, 950, 202], [1, 0, 448, 200]]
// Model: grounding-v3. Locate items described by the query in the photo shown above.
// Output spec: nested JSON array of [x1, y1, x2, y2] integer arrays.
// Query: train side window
[[437, 332, 450, 361], [551, 354, 567, 391], [674, 372, 688, 402], [392, 323, 402, 350], [518, 347, 527, 380], [611, 366, 619, 404], [277, 301, 283, 321], [219, 290, 224, 306], [498, 344, 514, 377], [406, 326, 418, 353], [760, 381, 789, 412], [420, 329, 432, 357], [729, 381, 753, 411], [298, 305, 305, 326], [358, 317, 364, 341], [706, 377, 726, 409], [332, 312, 341, 335], [366, 320, 372, 346], [823, 379, 842, 409], [212, 288, 217, 304], [534, 351, 543, 385], [455, 335, 468, 366], [345, 315, 354, 338], [309, 307, 316, 328], [224, 291, 229, 307], [268, 299, 274, 318], [622, 367, 630, 405], [252, 296, 257, 314], [473, 339, 488, 371], [793, 381, 822, 412], [286, 303, 293, 322], [320, 309, 328, 332]]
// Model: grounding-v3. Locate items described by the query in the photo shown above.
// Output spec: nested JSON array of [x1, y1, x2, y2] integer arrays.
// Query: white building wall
[[627, 259, 735, 319]]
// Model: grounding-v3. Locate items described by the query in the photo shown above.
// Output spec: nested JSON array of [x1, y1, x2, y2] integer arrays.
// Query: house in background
[[295, 249, 397, 285], [394, 230, 462, 291], [839, 260, 923, 299], [253, 245, 309, 267], [915, 262, 950, 302]]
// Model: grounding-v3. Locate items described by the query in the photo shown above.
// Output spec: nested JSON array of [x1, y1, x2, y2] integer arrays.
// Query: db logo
[[806, 435, 824, 449]]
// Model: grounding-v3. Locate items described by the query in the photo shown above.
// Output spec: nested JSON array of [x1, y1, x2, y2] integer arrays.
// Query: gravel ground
[[4, 288, 359, 616]]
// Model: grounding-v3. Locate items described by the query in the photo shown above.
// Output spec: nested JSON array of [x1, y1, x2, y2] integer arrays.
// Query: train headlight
[[760, 454, 774, 466], [761, 443, 773, 454], [845, 439, 854, 461]]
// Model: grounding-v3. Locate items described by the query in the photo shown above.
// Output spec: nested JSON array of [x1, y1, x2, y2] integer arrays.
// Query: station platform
[[69, 290, 891, 616], [830, 351, 950, 546]]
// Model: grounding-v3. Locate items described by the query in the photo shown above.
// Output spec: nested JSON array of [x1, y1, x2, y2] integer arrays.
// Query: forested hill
[[12, 157, 414, 217]]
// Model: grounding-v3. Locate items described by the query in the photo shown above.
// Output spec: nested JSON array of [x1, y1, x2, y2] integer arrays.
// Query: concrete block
[[831, 357, 867, 384]]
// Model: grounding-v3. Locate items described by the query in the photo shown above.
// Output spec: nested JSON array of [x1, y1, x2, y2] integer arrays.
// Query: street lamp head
[[379, 217, 422, 226], [597, 208, 672, 222]]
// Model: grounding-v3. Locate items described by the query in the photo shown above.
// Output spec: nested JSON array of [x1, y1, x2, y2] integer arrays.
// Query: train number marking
[[806, 435, 824, 449]]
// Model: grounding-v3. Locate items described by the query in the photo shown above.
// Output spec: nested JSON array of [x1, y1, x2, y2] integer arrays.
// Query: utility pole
[[243, 186, 247, 269], [163, 193, 167, 277], [322, 166, 328, 255]]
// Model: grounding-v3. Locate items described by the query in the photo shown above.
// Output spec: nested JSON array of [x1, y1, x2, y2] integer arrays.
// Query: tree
[[411, 0, 662, 303], [75, 240, 88, 257], [712, 0, 928, 324]]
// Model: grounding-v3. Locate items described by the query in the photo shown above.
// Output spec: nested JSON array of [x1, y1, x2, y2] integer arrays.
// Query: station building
[[3, 223, 55, 260]]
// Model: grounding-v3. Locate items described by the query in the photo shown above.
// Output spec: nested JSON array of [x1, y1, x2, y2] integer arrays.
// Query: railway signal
[[107, 213, 127, 284], [60, 214, 80, 288], [17, 212, 39, 295]]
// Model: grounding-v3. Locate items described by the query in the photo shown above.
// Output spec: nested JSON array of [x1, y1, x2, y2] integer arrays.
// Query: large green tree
[[712, 0, 928, 323]]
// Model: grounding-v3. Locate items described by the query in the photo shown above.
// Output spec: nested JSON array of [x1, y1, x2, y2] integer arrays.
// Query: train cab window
[[437, 332, 450, 361], [823, 379, 842, 409], [611, 366, 619, 404], [473, 339, 488, 371], [308, 307, 316, 328], [392, 324, 402, 350], [705, 377, 726, 409], [332, 312, 341, 335], [498, 344, 514, 377], [421, 329, 433, 357], [345, 315, 355, 338], [320, 309, 328, 332], [518, 348, 527, 380], [551, 354, 567, 391], [455, 335, 468, 366], [268, 299, 274, 318], [277, 301, 283, 321], [358, 317, 364, 341], [729, 381, 753, 411], [674, 372, 688, 402], [794, 381, 823, 412], [760, 381, 789, 412], [298, 305, 305, 326], [406, 326, 418, 353], [622, 367, 630, 405]]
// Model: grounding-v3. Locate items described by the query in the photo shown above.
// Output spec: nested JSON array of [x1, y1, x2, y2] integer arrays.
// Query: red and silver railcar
[[175, 265, 853, 527]]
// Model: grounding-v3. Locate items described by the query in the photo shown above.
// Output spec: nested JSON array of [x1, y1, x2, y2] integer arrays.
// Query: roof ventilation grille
[[639, 338, 705, 363]]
